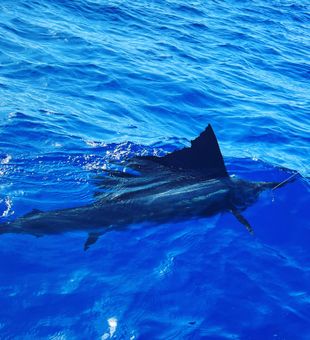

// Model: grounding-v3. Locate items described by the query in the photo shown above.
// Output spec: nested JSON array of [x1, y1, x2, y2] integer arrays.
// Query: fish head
[[229, 179, 275, 210]]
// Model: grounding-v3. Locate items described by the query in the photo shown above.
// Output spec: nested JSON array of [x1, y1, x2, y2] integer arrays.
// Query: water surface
[[0, 0, 309, 338]]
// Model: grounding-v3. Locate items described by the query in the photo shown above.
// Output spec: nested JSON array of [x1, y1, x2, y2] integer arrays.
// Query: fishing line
[[272, 172, 299, 191], [271, 172, 299, 202]]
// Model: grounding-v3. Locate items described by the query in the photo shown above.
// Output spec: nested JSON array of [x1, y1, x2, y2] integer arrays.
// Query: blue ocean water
[[0, 0, 309, 338]]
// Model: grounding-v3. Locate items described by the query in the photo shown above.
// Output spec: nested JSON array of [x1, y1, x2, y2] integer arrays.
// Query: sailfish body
[[0, 125, 287, 249]]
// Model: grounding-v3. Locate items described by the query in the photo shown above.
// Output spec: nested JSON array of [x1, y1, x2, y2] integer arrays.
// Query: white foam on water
[[1, 154, 12, 164], [101, 317, 118, 339], [1, 197, 13, 218]]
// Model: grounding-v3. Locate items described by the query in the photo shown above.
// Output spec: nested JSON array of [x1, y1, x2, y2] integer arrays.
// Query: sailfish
[[0, 125, 294, 250]]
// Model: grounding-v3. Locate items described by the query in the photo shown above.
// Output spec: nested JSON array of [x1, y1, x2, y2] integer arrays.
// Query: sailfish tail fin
[[142, 124, 228, 178]]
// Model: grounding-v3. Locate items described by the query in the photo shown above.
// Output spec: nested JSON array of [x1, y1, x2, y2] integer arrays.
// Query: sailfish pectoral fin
[[84, 232, 101, 251], [230, 208, 254, 235]]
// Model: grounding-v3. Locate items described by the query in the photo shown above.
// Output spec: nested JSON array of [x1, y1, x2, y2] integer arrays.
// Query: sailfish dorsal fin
[[143, 124, 228, 178]]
